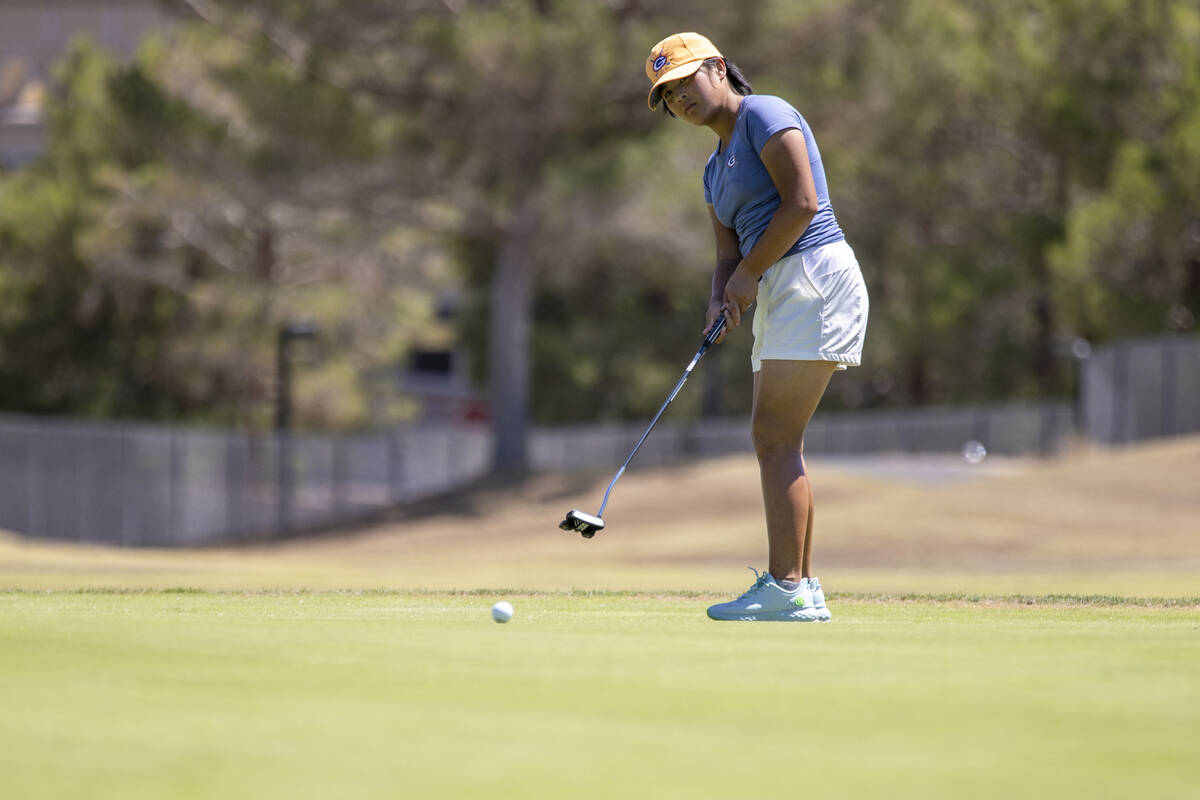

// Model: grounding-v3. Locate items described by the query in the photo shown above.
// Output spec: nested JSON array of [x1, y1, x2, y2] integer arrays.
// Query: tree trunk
[[1031, 254, 1058, 394], [1033, 152, 1072, 395], [1184, 253, 1200, 321], [908, 352, 929, 406], [488, 208, 536, 475]]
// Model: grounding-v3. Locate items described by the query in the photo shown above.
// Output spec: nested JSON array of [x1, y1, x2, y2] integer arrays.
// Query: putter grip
[[703, 315, 727, 346]]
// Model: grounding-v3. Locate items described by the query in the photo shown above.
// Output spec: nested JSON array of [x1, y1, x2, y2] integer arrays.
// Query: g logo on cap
[[652, 53, 668, 73]]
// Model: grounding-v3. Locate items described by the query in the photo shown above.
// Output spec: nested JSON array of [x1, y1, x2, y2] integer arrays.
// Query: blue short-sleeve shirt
[[703, 95, 844, 259]]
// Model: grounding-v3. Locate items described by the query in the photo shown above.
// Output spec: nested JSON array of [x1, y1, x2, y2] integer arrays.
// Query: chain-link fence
[[531, 400, 1075, 471], [1, 335, 1194, 547], [1082, 334, 1200, 445], [2, 401, 1071, 547], [0, 417, 489, 547]]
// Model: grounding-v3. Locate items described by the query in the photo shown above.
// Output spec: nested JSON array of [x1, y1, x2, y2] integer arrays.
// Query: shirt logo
[[653, 53, 668, 73], [727, 153, 736, 168]]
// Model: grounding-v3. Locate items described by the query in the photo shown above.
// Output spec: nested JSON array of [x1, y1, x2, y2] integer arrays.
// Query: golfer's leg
[[801, 459, 815, 577], [751, 359, 837, 583]]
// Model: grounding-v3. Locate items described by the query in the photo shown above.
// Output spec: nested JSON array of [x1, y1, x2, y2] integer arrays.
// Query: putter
[[559, 315, 728, 538]]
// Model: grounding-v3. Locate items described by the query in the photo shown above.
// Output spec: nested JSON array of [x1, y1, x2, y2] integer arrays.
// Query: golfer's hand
[[722, 265, 758, 329], [704, 301, 727, 344]]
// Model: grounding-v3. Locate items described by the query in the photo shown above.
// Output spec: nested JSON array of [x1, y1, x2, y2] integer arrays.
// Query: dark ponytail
[[725, 60, 753, 97], [661, 58, 753, 117]]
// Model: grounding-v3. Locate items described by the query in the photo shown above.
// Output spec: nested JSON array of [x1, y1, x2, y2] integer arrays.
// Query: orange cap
[[645, 32, 723, 110]]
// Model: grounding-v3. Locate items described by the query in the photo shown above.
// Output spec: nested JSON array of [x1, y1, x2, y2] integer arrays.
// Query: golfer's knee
[[752, 417, 805, 461]]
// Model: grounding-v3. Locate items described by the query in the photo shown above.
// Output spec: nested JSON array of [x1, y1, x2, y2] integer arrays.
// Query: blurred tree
[[2, 0, 1195, 464], [767, 0, 1198, 406], [1049, 1, 1200, 339], [0, 32, 437, 425], [170, 0, 769, 471], [0, 42, 205, 416]]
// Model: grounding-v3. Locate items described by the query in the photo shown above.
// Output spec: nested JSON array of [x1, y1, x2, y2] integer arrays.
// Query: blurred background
[[1, 0, 1197, 547]]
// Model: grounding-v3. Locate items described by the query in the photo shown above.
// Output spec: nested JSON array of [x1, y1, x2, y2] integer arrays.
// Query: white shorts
[[750, 240, 869, 372]]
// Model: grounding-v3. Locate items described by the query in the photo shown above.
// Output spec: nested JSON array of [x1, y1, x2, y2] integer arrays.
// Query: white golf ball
[[962, 439, 988, 465], [491, 601, 514, 623]]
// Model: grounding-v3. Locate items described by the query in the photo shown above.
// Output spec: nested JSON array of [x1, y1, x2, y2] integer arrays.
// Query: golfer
[[646, 33, 868, 621]]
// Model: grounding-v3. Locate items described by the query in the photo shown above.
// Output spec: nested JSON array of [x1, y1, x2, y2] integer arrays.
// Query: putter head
[[559, 509, 605, 539]]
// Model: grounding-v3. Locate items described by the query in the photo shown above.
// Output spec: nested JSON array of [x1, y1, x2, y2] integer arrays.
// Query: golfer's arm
[[736, 128, 820, 279], [707, 204, 741, 304]]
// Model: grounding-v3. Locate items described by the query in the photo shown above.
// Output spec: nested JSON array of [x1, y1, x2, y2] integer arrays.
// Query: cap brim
[[647, 61, 705, 110]]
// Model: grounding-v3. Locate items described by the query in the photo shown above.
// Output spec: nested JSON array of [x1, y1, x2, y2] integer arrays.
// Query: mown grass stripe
[[837, 591, 1200, 608], [2, 587, 1198, 607]]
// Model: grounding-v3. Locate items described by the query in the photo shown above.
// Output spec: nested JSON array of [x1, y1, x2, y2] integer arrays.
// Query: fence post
[[75, 436, 87, 543], [449, 426, 462, 482], [25, 428, 38, 538], [1071, 342, 1089, 439], [1039, 404, 1053, 456], [387, 429, 405, 504], [1112, 343, 1130, 444], [1162, 337, 1177, 437], [333, 437, 348, 515], [225, 434, 244, 541], [277, 432, 294, 535], [169, 431, 183, 545], [120, 430, 131, 546]]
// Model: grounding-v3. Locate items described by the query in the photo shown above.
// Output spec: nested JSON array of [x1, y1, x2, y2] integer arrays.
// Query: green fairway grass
[[2, 590, 1198, 800]]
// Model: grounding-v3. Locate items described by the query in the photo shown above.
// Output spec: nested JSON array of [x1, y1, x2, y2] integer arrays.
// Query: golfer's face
[[661, 67, 714, 123]]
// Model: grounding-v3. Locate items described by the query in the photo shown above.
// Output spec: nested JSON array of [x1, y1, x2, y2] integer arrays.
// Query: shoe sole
[[707, 608, 824, 622]]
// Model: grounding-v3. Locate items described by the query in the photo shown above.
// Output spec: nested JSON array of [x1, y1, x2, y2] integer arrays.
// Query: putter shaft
[[596, 316, 726, 518]]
